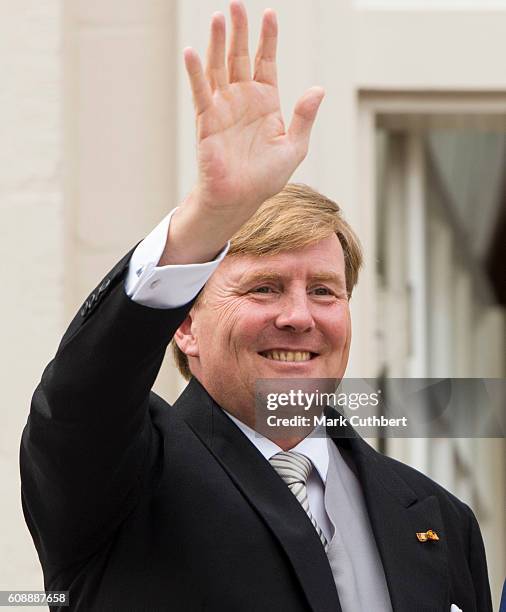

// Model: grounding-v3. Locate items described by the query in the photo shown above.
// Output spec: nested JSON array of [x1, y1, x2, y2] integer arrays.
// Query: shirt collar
[[223, 409, 329, 484]]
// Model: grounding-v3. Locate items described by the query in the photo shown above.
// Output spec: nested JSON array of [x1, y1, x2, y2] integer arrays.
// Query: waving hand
[[161, 1, 325, 265]]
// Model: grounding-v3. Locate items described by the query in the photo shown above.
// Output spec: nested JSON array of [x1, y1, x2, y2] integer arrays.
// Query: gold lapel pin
[[416, 529, 440, 542]]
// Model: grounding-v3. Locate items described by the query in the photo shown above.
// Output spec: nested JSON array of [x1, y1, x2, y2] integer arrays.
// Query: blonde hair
[[171, 183, 362, 380]]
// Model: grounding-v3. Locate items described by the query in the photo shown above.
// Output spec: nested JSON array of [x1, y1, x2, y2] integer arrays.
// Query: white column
[[65, 0, 183, 402], [396, 133, 430, 474], [426, 188, 454, 490]]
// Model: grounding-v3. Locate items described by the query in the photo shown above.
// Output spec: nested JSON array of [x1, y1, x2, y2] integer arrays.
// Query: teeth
[[262, 350, 312, 362]]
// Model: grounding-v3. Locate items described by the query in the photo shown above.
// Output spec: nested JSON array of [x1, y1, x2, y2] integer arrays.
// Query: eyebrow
[[239, 271, 346, 288]]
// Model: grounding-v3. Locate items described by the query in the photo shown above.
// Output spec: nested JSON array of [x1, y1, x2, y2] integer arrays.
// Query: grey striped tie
[[269, 451, 328, 552]]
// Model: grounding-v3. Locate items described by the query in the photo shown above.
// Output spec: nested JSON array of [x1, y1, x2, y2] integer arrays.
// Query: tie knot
[[269, 451, 313, 486]]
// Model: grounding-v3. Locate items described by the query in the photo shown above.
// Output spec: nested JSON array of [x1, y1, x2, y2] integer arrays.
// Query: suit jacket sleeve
[[20, 246, 198, 577]]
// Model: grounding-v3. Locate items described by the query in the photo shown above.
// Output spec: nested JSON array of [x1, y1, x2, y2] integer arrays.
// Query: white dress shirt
[[125, 208, 230, 308], [224, 412, 334, 542]]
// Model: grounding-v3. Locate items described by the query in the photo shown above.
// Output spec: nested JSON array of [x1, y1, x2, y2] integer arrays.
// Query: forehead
[[220, 235, 346, 281]]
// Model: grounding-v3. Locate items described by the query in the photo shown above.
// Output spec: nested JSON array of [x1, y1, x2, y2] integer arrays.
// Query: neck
[[197, 377, 318, 450], [228, 409, 316, 450]]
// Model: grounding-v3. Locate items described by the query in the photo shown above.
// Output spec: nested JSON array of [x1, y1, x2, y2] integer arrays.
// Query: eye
[[311, 287, 334, 296], [251, 286, 275, 294]]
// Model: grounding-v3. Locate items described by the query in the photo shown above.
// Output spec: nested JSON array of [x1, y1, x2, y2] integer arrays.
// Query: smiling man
[[21, 2, 492, 611], [168, 197, 356, 438]]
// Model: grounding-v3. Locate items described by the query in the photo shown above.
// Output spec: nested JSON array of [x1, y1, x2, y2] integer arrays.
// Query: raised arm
[[20, 0, 324, 576], [20, 248, 196, 574]]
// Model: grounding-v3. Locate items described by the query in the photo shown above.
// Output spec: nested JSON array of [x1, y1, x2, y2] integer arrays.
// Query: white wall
[[0, 0, 64, 599]]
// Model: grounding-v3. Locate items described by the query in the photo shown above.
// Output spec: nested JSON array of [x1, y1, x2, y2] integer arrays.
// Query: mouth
[[258, 350, 318, 363]]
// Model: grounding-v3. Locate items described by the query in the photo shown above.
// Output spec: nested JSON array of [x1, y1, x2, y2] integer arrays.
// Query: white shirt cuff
[[125, 207, 230, 308]]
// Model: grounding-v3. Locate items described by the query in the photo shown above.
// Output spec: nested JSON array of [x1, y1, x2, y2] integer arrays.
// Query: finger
[[253, 9, 278, 87], [184, 47, 213, 115], [227, 0, 251, 83], [287, 87, 325, 155], [205, 12, 227, 91]]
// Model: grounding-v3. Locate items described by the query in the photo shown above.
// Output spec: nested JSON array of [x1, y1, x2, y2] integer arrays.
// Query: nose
[[274, 291, 316, 333]]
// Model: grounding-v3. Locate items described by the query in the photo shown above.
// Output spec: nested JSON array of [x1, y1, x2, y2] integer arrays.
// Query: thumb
[[287, 86, 325, 153]]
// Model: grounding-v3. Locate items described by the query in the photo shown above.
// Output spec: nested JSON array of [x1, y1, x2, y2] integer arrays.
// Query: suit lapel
[[176, 378, 342, 612], [338, 434, 450, 611]]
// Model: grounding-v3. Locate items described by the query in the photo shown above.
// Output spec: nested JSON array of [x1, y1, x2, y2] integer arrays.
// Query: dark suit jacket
[[20, 248, 493, 612]]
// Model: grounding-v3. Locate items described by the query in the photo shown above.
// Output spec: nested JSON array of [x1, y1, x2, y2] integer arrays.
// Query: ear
[[173, 312, 200, 358]]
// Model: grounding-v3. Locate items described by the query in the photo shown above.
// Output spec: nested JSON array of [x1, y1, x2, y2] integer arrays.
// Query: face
[[174, 235, 352, 428]]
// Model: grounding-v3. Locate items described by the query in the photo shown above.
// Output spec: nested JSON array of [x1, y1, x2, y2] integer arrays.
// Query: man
[[21, 2, 492, 611]]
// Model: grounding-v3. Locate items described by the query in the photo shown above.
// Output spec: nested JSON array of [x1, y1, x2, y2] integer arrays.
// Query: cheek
[[198, 299, 267, 352], [227, 301, 274, 348], [322, 307, 351, 347]]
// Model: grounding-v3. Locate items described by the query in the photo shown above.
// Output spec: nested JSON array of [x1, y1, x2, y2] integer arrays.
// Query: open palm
[[184, 2, 325, 215]]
